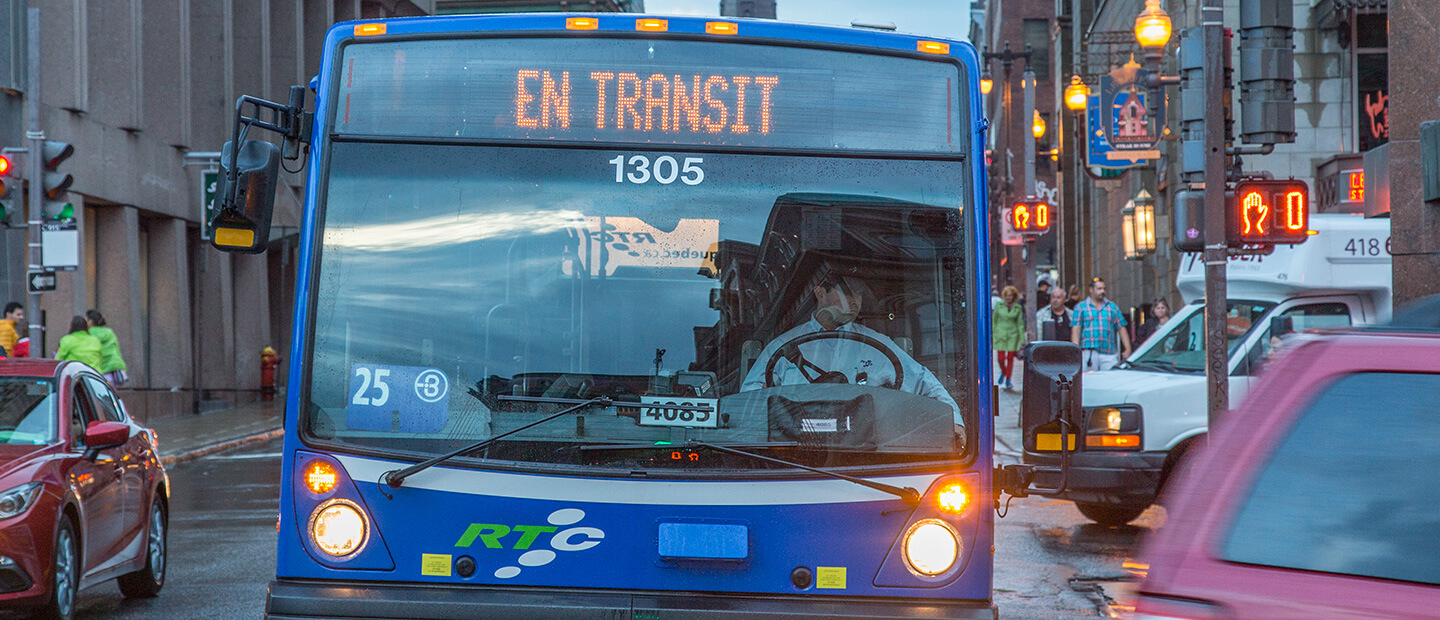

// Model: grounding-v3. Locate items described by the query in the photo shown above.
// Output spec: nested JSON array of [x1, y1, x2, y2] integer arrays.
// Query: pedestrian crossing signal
[[1010, 198, 1052, 236], [1228, 180, 1309, 246]]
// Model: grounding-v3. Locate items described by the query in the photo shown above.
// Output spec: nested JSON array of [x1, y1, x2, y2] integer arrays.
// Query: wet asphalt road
[[71, 437, 282, 620], [54, 371, 1150, 619], [993, 370, 1163, 618]]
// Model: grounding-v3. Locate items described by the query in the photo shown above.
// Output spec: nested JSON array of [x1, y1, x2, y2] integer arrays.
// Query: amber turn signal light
[[305, 461, 338, 494], [936, 483, 968, 513]]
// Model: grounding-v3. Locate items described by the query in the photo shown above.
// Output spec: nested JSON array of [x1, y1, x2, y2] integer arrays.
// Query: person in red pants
[[993, 286, 1027, 390]]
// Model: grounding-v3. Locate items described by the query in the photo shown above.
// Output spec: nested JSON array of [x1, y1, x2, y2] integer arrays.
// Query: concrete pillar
[[1388, 0, 1440, 306], [231, 250, 270, 402], [147, 218, 192, 397], [94, 205, 145, 385], [195, 246, 235, 405]]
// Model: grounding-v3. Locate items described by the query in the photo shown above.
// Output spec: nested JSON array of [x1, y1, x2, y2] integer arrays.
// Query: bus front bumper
[[265, 579, 998, 620]]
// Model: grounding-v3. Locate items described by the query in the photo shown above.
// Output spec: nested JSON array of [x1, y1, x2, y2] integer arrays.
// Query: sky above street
[[642, 0, 972, 42]]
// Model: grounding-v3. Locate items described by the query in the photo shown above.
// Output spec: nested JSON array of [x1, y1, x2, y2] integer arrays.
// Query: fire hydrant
[[260, 346, 281, 401]]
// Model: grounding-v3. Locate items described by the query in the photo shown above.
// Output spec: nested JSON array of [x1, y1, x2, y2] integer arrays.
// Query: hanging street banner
[[1087, 61, 1167, 169]]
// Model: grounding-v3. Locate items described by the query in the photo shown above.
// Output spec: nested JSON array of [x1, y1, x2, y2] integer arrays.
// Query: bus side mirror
[[1269, 315, 1294, 338], [209, 139, 279, 254], [1002, 341, 1082, 498]]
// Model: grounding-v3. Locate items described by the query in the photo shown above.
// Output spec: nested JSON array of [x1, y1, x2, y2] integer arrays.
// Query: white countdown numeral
[[610, 155, 705, 185]]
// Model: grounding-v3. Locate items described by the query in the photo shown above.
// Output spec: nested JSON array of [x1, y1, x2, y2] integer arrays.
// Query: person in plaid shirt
[[1070, 278, 1132, 371]]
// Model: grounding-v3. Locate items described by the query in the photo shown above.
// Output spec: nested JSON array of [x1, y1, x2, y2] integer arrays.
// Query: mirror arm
[[219, 90, 307, 214]]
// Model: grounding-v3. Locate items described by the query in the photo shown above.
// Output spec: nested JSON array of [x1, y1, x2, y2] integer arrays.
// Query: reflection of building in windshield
[[691, 193, 966, 404], [564, 216, 719, 277]]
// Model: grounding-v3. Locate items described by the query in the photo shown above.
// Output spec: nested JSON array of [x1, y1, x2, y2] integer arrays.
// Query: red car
[[1135, 321, 1440, 618], [0, 360, 168, 619]]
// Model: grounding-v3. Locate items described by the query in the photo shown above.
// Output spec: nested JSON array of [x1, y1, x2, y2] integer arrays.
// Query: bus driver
[[740, 275, 964, 439]]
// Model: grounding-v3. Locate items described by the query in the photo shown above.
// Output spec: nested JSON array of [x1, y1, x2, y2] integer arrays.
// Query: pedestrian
[[1133, 297, 1171, 346], [1064, 284, 1084, 310], [86, 310, 129, 386], [993, 285, 1027, 390], [0, 302, 21, 357], [1071, 277, 1132, 372], [1035, 288, 1073, 341], [13, 337, 29, 358], [55, 315, 102, 370], [1035, 279, 1052, 310]]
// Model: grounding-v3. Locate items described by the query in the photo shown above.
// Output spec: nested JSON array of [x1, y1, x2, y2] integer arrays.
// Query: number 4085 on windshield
[[609, 155, 705, 185]]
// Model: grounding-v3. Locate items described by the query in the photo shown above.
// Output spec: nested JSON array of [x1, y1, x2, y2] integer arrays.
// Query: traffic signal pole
[[1201, 1, 1229, 425], [24, 8, 42, 356], [1021, 69, 1037, 330]]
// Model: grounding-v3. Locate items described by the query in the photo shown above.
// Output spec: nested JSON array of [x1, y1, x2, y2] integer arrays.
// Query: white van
[[1027, 213, 1391, 526]]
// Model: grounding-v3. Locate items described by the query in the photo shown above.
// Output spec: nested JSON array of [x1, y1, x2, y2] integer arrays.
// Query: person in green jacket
[[992, 285, 1029, 391], [56, 316, 103, 371], [87, 310, 129, 386]]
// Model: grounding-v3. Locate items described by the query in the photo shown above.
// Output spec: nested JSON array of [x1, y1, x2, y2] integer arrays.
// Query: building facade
[[980, 0, 1391, 327], [0, 0, 638, 422]]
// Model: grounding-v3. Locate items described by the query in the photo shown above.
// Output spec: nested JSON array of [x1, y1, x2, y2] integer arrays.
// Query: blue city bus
[[211, 12, 1001, 619]]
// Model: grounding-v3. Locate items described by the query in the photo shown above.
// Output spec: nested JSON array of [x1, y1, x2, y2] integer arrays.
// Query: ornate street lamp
[[1031, 110, 1046, 140], [1133, 190, 1156, 254], [1064, 75, 1090, 112], [1134, 0, 1172, 51], [1122, 204, 1139, 260], [980, 71, 994, 96]]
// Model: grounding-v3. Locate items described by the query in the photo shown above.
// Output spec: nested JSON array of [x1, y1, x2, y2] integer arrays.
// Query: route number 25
[[609, 155, 704, 185], [352, 367, 391, 406]]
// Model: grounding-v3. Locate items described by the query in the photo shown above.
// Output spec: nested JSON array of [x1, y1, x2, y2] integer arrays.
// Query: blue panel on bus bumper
[[658, 522, 749, 560]]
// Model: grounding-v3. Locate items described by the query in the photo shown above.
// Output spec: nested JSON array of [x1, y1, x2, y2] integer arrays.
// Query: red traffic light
[[1010, 199, 1052, 235], [1229, 180, 1309, 246], [0, 155, 10, 176]]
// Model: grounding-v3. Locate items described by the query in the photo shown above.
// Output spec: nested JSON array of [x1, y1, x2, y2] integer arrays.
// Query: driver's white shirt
[[741, 319, 963, 425]]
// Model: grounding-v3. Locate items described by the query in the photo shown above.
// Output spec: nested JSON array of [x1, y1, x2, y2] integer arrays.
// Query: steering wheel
[[762, 330, 904, 389]]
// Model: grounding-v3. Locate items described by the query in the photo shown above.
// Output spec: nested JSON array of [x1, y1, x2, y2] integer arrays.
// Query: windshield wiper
[[685, 440, 920, 506], [380, 396, 614, 491], [380, 395, 718, 492], [578, 440, 801, 451], [1125, 360, 1201, 374]]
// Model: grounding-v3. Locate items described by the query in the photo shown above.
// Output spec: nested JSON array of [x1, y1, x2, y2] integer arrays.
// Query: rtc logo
[[454, 508, 604, 579]]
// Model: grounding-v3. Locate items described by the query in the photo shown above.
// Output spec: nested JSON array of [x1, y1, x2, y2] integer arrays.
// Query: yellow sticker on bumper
[[816, 566, 847, 589], [422, 553, 452, 576], [1036, 433, 1077, 451]]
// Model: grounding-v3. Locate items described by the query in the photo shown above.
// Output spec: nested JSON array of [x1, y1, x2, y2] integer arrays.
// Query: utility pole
[[1021, 69, 1037, 328], [1201, 0, 1228, 425], [24, 8, 42, 355]]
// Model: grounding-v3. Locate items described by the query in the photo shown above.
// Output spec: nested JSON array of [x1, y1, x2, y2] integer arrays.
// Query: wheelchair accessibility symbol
[[414, 369, 449, 403]]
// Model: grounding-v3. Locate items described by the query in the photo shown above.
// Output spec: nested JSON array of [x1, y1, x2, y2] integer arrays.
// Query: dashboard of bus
[[301, 35, 979, 476]]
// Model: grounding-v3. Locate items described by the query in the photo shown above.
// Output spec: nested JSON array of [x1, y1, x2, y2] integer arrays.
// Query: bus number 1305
[[609, 155, 705, 185]]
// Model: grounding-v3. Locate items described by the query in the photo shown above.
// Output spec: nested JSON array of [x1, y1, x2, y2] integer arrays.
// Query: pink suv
[[1134, 326, 1440, 619]]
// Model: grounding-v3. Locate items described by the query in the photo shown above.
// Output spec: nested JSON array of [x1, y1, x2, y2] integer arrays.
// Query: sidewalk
[[148, 400, 285, 467]]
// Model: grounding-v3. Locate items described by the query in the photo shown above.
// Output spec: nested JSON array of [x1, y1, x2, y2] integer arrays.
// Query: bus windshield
[[305, 39, 974, 475]]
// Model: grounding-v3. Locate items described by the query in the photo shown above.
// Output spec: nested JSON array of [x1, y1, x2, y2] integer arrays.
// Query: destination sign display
[[335, 38, 964, 153]]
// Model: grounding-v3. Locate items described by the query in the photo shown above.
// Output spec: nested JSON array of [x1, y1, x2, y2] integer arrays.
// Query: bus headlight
[[902, 519, 959, 576], [308, 499, 368, 556]]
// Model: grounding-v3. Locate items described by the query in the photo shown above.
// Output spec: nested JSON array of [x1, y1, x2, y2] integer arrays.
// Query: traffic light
[[1238, 1, 1296, 145], [40, 141, 74, 221], [0, 153, 16, 226], [1228, 179, 1309, 246], [1009, 198, 1052, 236]]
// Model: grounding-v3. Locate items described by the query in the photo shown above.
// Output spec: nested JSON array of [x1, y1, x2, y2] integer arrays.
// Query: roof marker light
[[917, 40, 950, 54], [566, 17, 599, 30], [636, 18, 668, 32], [706, 21, 738, 35], [354, 23, 386, 36]]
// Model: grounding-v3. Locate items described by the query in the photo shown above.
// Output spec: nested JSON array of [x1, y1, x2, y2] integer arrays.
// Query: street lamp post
[[982, 41, 1032, 299]]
